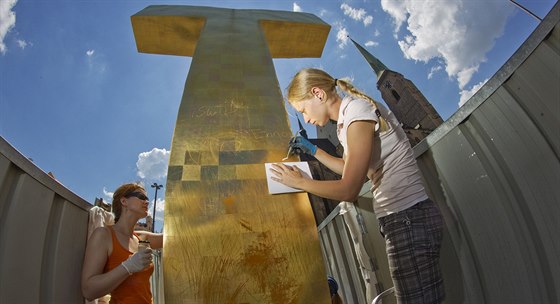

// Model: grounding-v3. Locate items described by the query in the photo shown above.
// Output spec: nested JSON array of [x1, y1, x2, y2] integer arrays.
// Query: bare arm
[[272, 120, 374, 202], [81, 227, 129, 301], [135, 231, 164, 249], [313, 148, 345, 175]]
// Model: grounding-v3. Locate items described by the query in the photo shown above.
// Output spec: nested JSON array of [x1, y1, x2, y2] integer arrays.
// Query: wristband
[[121, 263, 132, 275]]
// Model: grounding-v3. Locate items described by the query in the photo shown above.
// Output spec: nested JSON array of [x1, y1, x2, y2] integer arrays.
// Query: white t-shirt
[[337, 96, 428, 218]]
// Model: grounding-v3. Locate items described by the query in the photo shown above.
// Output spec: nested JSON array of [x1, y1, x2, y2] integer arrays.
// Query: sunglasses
[[125, 192, 149, 201]]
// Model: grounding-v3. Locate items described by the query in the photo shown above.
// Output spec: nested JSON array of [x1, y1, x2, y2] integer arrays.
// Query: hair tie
[[334, 79, 338, 87]]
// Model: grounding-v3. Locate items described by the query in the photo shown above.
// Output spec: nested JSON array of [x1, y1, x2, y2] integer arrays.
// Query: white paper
[[264, 162, 313, 194]]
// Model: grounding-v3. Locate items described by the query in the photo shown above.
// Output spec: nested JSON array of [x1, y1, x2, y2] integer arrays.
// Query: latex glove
[[289, 136, 317, 156], [121, 247, 152, 274]]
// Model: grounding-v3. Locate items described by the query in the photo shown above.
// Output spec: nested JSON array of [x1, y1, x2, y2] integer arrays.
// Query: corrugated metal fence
[[319, 3, 560, 304], [0, 136, 91, 303], [0, 137, 166, 304]]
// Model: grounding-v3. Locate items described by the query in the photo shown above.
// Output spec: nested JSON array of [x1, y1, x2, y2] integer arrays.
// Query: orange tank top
[[104, 226, 154, 304]]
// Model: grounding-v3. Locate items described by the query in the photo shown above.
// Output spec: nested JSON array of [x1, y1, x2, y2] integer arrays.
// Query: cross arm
[[131, 5, 330, 58]]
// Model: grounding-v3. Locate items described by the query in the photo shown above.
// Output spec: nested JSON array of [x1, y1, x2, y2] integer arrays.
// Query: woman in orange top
[[82, 183, 163, 303]]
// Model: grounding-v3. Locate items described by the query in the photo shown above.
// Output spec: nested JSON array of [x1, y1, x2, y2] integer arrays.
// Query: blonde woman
[[271, 68, 445, 304]]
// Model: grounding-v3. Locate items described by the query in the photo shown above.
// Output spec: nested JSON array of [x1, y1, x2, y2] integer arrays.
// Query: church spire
[[348, 36, 443, 147], [349, 37, 388, 79]]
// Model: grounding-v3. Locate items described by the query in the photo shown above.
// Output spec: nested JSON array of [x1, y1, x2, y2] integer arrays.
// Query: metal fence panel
[[317, 4, 559, 304], [0, 137, 90, 303]]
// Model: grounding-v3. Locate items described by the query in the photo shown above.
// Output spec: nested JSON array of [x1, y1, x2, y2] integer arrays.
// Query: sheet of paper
[[264, 162, 313, 194]]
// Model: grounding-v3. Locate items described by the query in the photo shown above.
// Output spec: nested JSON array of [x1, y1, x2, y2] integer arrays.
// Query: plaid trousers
[[379, 199, 445, 304]]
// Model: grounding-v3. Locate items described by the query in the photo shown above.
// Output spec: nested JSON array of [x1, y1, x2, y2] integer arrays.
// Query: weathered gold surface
[[131, 5, 330, 58], [132, 5, 331, 303]]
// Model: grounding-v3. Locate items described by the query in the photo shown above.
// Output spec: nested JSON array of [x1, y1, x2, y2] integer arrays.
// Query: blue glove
[[289, 136, 317, 156]]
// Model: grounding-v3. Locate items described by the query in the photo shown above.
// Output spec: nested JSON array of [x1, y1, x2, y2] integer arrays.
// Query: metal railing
[[372, 287, 394, 304], [151, 249, 165, 304]]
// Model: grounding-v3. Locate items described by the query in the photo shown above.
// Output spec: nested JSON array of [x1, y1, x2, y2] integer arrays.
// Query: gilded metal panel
[[131, 5, 331, 58], [132, 6, 331, 303]]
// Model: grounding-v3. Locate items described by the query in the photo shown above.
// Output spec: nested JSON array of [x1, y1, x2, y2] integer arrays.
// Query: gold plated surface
[[132, 5, 331, 303], [131, 5, 330, 58]]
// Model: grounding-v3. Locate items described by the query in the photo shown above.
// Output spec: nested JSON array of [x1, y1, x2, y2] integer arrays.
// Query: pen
[[282, 129, 303, 161]]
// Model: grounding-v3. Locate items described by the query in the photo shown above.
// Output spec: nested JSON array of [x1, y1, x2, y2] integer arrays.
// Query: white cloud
[[341, 75, 355, 84], [363, 15, 373, 27], [0, 0, 18, 54], [379, 0, 408, 32], [16, 39, 27, 49], [293, 2, 302, 12], [459, 78, 488, 107], [340, 3, 366, 21], [456, 66, 479, 89], [136, 148, 170, 180], [340, 3, 373, 27], [365, 40, 378, 47], [148, 196, 165, 214], [336, 24, 349, 49], [148, 197, 165, 220], [319, 9, 328, 17], [381, 0, 514, 89], [103, 187, 114, 203], [85, 49, 108, 74], [374, 29, 380, 37], [427, 65, 443, 79], [155, 198, 165, 212]]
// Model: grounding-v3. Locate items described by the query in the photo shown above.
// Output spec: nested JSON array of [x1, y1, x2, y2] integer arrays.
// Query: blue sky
[[0, 0, 556, 232]]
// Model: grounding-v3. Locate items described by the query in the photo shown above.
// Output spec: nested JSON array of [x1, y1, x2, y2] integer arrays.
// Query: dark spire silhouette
[[348, 36, 388, 79]]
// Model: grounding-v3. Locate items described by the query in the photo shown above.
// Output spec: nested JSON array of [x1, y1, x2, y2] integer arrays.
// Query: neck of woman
[[328, 95, 343, 121], [113, 215, 138, 238]]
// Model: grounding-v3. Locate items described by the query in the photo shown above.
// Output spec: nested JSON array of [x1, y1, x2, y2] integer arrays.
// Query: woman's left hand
[[269, 163, 308, 188]]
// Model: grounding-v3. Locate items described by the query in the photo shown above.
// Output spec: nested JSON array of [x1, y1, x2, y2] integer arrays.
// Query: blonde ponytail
[[336, 79, 389, 132]]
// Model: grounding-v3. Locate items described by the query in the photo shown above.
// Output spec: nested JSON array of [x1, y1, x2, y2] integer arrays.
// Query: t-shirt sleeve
[[345, 99, 379, 131]]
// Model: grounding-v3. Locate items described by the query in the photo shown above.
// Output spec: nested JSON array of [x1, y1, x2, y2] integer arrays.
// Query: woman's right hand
[[121, 248, 153, 274], [289, 136, 317, 156]]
